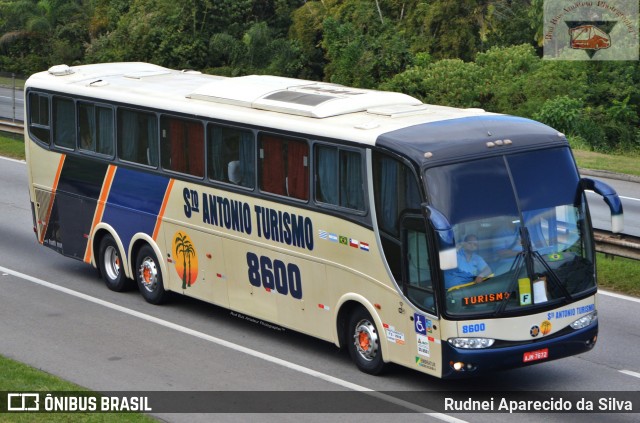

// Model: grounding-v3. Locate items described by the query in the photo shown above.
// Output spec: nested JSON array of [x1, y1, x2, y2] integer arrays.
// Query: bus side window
[[259, 134, 309, 201], [315, 145, 365, 211], [208, 124, 255, 188], [53, 96, 75, 150], [161, 116, 204, 177], [402, 218, 436, 314], [28, 92, 51, 144], [118, 108, 158, 167], [372, 152, 422, 281], [78, 103, 114, 156]]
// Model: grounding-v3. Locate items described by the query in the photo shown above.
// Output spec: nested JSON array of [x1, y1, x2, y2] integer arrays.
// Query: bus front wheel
[[98, 234, 133, 292], [135, 244, 168, 305], [347, 307, 386, 375]]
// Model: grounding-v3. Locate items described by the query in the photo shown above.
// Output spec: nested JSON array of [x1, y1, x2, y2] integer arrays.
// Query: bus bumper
[[441, 323, 598, 379]]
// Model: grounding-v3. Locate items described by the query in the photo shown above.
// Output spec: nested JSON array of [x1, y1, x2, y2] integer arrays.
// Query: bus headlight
[[448, 338, 495, 349], [570, 311, 597, 330]]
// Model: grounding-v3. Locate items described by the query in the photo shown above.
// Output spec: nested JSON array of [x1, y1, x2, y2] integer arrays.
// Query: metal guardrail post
[[12, 73, 16, 122]]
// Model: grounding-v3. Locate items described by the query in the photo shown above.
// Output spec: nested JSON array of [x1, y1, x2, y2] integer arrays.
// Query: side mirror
[[581, 178, 624, 233], [425, 205, 457, 270]]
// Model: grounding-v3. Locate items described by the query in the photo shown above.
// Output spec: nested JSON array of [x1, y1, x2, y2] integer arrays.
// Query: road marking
[[0, 155, 25, 164], [0, 264, 466, 422], [619, 195, 640, 202], [619, 370, 640, 379], [599, 289, 640, 305], [587, 192, 640, 203]]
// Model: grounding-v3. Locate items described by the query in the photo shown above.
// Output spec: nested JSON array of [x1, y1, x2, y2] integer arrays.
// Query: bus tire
[[98, 234, 133, 292], [135, 244, 168, 304], [347, 307, 386, 375]]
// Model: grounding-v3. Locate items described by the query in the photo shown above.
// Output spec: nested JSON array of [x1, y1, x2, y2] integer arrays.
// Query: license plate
[[523, 348, 549, 363]]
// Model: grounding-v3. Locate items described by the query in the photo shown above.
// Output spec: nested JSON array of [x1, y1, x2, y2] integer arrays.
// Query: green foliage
[[0, 0, 638, 155], [381, 58, 481, 108]]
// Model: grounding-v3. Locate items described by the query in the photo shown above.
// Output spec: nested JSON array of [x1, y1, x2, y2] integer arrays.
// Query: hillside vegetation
[[1, 1, 639, 154]]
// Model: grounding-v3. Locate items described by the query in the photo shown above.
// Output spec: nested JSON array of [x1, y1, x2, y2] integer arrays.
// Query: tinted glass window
[[28, 92, 50, 144], [78, 102, 114, 156], [161, 116, 204, 177], [118, 108, 158, 167], [53, 97, 75, 149], [259, 134, 309, 201], [208, 124, 255, 188], [315, 145, 365, 211]]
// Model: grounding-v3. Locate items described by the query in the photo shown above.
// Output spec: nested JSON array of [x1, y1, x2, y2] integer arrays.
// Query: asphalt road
[[1, 157, 639, 423]]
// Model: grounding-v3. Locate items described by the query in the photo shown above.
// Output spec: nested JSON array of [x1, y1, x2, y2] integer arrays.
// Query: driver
[[444, 234, 492, 289]]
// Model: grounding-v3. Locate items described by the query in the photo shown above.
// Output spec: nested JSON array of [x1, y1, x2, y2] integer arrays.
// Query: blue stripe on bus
[[102, 168, 170, 251]]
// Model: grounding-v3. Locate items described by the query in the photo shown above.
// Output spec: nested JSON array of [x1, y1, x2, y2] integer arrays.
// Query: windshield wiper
[[532, 250, 572, 301]]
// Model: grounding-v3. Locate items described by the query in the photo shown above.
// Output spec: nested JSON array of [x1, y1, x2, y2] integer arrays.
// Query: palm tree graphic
[[175, 233, 195, 289]]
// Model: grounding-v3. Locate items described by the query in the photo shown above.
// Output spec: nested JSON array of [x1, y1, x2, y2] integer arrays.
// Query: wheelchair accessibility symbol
[[414, 313, 427, 335]]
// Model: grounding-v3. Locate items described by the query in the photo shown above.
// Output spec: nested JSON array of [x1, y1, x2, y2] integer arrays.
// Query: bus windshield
[[425, 147, 594, 317]]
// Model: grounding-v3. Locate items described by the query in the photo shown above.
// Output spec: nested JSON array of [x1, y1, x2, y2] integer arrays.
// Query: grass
[[596, 253, 640, 296], [0, 355, 156, 422], [573, 149, 640, 177], [0, 132, 24, 160], [0, 76, 24, 90]]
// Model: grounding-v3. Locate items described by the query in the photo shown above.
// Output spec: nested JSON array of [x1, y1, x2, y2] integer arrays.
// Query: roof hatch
[[187, 75, 422, 118]]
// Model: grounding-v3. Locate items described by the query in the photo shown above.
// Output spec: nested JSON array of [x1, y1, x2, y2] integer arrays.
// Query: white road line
[[619, 195, 640, 202], [0, 264, 466, 422], [0, 155, 26, 164], [599, 289, 640, 305], [619, 370, 640, 379]]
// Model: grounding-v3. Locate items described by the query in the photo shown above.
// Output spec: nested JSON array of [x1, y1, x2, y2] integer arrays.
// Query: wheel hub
[[138, 257, 158, 292], [104, 245, 120, 281], [353, 319, 379, 362]]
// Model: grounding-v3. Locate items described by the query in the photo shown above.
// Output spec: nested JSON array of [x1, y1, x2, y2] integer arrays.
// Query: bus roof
[[27, 62, 567, 163]]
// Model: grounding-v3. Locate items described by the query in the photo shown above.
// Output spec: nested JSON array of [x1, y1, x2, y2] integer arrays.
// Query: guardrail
[[593, 229, 640, 261], [0, 118, 23, 135]]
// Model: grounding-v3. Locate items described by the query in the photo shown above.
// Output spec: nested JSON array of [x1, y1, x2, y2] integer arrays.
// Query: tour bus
[[24, 63, 623, 378]]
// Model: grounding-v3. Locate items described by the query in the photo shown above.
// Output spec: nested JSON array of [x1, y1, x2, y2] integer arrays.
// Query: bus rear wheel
[[98, 234, 133, 292], [347, 307, 386, 375], [135, 244, 168, 305]]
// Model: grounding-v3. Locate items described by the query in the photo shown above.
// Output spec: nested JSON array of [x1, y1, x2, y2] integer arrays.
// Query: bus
[[24, 62, 623, 379]]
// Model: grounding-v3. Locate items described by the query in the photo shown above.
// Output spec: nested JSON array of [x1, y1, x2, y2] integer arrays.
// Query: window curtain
[[317, 146, 338, 205], [340, 151, 363, 210], [168, 120, 186, 173], [80, 104, 96, 151], [239, 131, 254, 187], [187, 121, 204, 177], [209, 127, 225, 181], [261, 136, 286, 195], [146, 115, 158, 166], [119, 110, 139, 162], [287, 141, 309, 200], [97, 107, 113, 155], [380, 157, 398, 234]]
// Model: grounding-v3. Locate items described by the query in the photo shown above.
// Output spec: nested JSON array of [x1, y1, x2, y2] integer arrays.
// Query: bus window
[[259, 134, 309, 201], [118, 108, 158, 167], [28, 92, 50, 144], [78, 102, 114, 156], [208, 124, 255, 188], [160, 116, 204, 177], [53, 96, 75, 150], [372, 152, 422, 281], [402, 216, 436, 314], [315, 145, 365, 211]]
